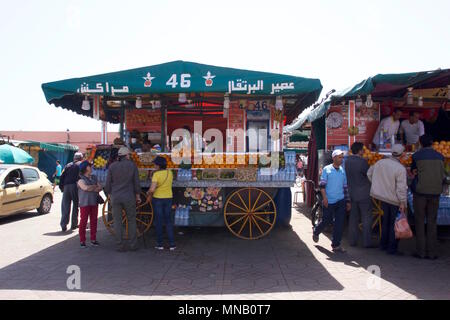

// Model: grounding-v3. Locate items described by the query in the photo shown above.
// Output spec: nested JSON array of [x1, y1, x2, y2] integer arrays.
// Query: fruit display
[[93, 148, 111, 169], [138, 152, 156, 168], [130, 152, 142, 167], [362, 146, 384, 166], [219, 169, 235, 180], [86, 145, 97, 162], [202, 169, 219, 180], [236, 168, 258, 182], [399, 153, 413, 167], [432, 141, 450, 158], [94, 156, 108, 169]]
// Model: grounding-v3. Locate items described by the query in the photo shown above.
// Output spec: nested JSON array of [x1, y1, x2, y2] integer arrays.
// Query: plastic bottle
[[175, 206, 180, 226], [183, 206, 188, 226], [186, 206, 190, 226]]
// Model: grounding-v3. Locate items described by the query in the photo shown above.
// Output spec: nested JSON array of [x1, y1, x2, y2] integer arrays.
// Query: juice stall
[[285, 68, 450, 227], [42, 60, 323, 239]]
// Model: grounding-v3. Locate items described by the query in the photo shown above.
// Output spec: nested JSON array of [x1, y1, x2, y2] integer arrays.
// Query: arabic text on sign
[[77, 82, 129, 96]]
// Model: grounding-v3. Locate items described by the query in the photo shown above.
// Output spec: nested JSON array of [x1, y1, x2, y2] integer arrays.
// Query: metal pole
[[120, 105, 125, 140], [161, 106, 166, 152]]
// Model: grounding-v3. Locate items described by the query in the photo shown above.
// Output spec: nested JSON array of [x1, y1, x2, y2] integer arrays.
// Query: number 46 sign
[[166, 74, 191, 89]]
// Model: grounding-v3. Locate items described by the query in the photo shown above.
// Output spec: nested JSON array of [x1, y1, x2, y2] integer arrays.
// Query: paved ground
[[0, 189, 449, 300]]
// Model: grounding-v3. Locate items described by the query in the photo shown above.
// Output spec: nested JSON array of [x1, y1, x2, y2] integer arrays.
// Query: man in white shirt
[[400, 111, 425, 146], [372, 109, 402, 147]]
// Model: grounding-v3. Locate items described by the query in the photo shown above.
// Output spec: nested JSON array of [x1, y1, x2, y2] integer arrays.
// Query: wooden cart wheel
[[102, 192, 154, 239], [359, 198, 384, 240], [224, 187, 277, 240], [372, 198, 383, 240]]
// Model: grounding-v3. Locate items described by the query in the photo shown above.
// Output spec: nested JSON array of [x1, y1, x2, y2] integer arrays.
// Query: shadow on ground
[[294, 202, 450, 299], [0, 217, 344, 297]]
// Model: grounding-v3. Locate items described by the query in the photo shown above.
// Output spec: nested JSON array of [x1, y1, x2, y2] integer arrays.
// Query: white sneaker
[[155, 246, 164, 250]]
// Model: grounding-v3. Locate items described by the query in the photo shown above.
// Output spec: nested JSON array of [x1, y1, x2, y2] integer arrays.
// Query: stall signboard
[[326, 104, 349, 149], [227, 102, 246, 152], [126, 109, 162, 132], [327, 102, 381, 149], [354, 102, 380, 146]]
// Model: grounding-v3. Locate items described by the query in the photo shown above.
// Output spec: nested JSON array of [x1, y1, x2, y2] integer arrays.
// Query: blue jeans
[[380, 201, 399, 254], [152, 198, 175, 247], [313, 199, 346, 248]]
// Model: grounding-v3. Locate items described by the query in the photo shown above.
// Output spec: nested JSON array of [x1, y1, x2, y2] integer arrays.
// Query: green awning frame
[[285, 68, 450, 132], [42, 60, 323, 124], [20, 141, 79, 153]]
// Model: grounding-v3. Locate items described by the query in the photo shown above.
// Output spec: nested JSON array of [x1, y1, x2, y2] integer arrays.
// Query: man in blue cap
[[312, 149, 351, 253]]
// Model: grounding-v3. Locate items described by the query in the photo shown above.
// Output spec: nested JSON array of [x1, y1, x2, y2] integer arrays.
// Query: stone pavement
[[0, 190, 449, 300]]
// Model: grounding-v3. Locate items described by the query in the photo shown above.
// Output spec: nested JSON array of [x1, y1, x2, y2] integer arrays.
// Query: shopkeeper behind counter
[[399, 111, 425, 147], [372, 109, 402, 148]]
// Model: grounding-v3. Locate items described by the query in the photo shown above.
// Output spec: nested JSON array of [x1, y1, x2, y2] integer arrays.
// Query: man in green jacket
[[411, 134, 445, 260]]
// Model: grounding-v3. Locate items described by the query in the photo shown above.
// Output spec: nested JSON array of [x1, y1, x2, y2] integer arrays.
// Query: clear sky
[[1, 0, 449, 132]]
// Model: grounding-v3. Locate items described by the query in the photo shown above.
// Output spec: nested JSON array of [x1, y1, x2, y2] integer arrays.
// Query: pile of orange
[[432, 141, 450, 158], [362, 146, 384, 166], [130, 152, 143, 168], [399, 154, 413, 167], [161, 153, 262, 169]]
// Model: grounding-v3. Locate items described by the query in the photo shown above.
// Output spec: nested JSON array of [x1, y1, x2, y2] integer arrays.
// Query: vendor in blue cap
[[312, 149, 351, 253], [147, 156, 176, 251]]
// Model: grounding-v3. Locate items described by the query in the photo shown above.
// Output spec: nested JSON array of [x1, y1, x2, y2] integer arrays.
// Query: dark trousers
[[380, 201, 399, 254], [60, 183, 79, 229], [152, 198, 175, 247], [413, 194, 439, 258], [112, 199, 138, 249], [349, 199, 373, 247], [313, 199, 346, 248]]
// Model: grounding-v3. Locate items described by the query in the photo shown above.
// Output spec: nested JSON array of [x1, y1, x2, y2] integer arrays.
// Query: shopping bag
[[394, 212, 413, 239]]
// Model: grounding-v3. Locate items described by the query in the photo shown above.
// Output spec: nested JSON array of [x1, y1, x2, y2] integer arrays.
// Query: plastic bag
[[395, 212, 413, 239]]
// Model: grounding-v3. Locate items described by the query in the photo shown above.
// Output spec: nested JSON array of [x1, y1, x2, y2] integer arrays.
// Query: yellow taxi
[[0, 164, 54, 217]]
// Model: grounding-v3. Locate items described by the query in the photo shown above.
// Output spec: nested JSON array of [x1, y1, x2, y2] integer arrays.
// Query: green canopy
[[333, 68, 450, 101], [285, 68, 450, 132], [42, 60, 322, 123], [0, 144, 34, 164], [19, 141, 79, 153]]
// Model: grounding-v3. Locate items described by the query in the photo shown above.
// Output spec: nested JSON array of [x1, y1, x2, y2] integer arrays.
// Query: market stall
[[42, 60, 322, 239], [286, 68, 450, 226], [18, 141, 78, 179]]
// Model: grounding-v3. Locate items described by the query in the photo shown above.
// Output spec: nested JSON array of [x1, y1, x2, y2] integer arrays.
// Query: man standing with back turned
[[60, 152, 83, 232], [346, 142, 375, 248], [105, 146, 141, 252], [411, 134, 445, 260]]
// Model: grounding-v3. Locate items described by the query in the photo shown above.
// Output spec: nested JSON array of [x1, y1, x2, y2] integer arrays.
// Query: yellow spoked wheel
[[102, 192, 154, 239], [358, 198, 384, 240], [224, 188, 277, 240], [372, 198, 383, 240]]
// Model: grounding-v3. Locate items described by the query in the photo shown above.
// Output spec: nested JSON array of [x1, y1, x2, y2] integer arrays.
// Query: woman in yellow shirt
[[147, 156, 175, 250]]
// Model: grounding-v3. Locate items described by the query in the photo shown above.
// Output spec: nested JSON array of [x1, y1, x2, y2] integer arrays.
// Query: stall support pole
[[119, 106, 125, 140], [161, 106, 166, 152]]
